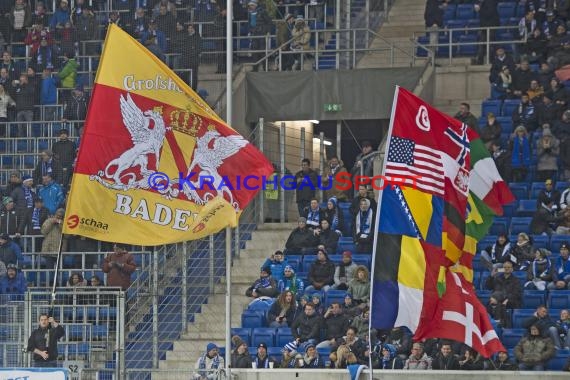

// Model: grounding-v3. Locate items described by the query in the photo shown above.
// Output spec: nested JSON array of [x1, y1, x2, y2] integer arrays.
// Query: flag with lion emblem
[[63, 24, 273, 245]]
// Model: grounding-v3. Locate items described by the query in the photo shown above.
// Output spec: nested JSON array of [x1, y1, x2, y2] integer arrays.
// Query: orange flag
[[63, 24, 273, 245]]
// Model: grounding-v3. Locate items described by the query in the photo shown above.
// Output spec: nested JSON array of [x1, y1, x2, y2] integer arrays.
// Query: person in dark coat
[[284, 217, 319, 254], [424, 0, 445, 28], [475, 0, 500, 64], [431, 342, 459, 370], [316, 219, 339, 254], [27, 314, 65, 367], [102, 243, 137, 290], [290, 302, 323, 346], [181, 23, 201, 91], [305, 248, 336, 293], [294, 159, 318, 217], [485, 260, 523, 308], [488, 351, 516, 370], [16, 197, 48, 252], [530, 200, 564, 235], [231, 336, 252, 368]]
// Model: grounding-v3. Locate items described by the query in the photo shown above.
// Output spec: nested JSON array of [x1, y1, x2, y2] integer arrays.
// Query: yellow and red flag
[[63, 24, 273, 245]]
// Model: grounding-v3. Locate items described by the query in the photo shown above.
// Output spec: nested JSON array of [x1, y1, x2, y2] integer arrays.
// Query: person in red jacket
[[102, 243, 136, 290]]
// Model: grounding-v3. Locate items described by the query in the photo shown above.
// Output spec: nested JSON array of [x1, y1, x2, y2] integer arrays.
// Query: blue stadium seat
[[477, 290, 492, 305], [456, 34, 478, 56], [555, 182, 569, 192], [481, 100, 502, 117], [522, 290, 546, 308], [509, 217, 532, 235], [530, 182, 547, 199], [547, 354, 570, 370], [512, 309, 535, 328], [489, 218, 508, 235], [501, 99, 519, 116], [92, 324, 109, 340], [276, 328, 294, 347], [325, 290, 347, 307], [456, 4, 475, 19], [241, 310, 265, 328], [337, 241, 356, 254], [502, 202, 517, 218], [511, 271, 527, 286], [351, 254, 371, 268], [231, 327, 252, 346], [531, 235, 549, 250], [515, 199, 537, 217], [248, 297, 274, 312], [515, 2, 526, 17], [509, 183, 528, 200], [501, 328, 526, 349], [496, 116, 513, 133], [498, 2, 517, 18], [547, 291, 570, 309], [443, 3, 457, 21], [551, 236, 569, 253], [252, 327, 276, 347]]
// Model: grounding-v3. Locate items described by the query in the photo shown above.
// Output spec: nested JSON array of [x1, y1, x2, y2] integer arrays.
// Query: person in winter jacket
[[458, 348, 484, 370], [523, 305, 565, 349], [375, 343, 404, 369], [230, 336, 251, 368], [488, 350, 516, 370], [333, 251, 358, 290], [481, 234, 512, 271], [316, 219, 339, 254], [555, 309, 570, 349], [316, 302, 350, 350], [330, 326, 368, 368], [510, 232, 534, 270], [305, 248, 335, 293], [485, 260, 523, 309], [284, 217, 318, 254], [524, 248, 554, 290], [57, 52, 78, 90], [514, 324, 556, 370], [0, 233, 23, 266], [510, 125, 532, 182], [0, 263, 27, 298], [431, 342, 459, 370], [403, 342, 432, 370], [277, 265, 304, 298], [549, 242, 570, 289], [261, 250, 288, 283], [268, 290, 298, 327], [102, 243, 137, 290], [245, 267, 278, 298], [290, 302, 323, 345], [348, 265, 370, 305], [296, 343, 324, 368], [194, 342, 224, 380]]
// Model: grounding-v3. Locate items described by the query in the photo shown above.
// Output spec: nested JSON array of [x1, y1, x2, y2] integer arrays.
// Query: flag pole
[[367, 85, 400, 379], [225, 0, 233, 374], [49, 231, 65, 315]]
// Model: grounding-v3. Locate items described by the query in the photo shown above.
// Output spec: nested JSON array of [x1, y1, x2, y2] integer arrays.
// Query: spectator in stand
[[530, 199, 564, 235], [322, 156, 348, 201], [316, 302, 350, 350], [284, 217, 318, 254], [480, 112, 502, 148], [247, 0, 272, 72], [537, 178, 561, 208], [555, 207, 570, 234], [510, 232, 534, 270], [212, 5, 227, 74], [316, 219, 339, 254], [261, 250, 288, 283], [536, 128, 560, 181], [382, 326, 412, 358], [102, 243, 136, 290], [515, 324, 555, 370], [25, 24, 54, 56], [547, 77, 568, 109], [245, 267, 279, 298], [350, 141, 375, 182], [333, 251, 358, 290], [34, 150, 63, 186], [481, 233, 512, 271], [513, 61, 538, 98], [130, 7, 149, 41], [1, 52, 20, 81], [154, 3, 176, 39], [487, 294, 510, 328], [294, 159, 318, 217], [153, 0, 177, 19], [26, 314, 65, 368], [40, 68, 57, 121], [556, 309, 570, 349], [303, 198, 323, 230], [193, 343, 224, 380], [38, 173, 64, 216], [489, 350, 516, 370], [537, 94, 561, 128], [349, 185, 377, 217], [454, 102, 479, 132], [330, 326, 368, 368], [0, 197, 19, 235], [12, 73, 36, 135], [290, 302, 323, 349], [290, 16, 311, 70], [524, 248, 554, 290], [67, 271, 86, 287], [268, 290, 298, 327], [490, 47, 515, 84], [403, 342, 432, 370], [62, 85, 88, 136], [537, 62, 553, 88], [230, 336, 251, 369], [510, 125, 531, 182], [485, 260, 523, 308], [16, 197, 48, 252], [103, 11, 122, 37], [74, 6, 98, 55], [310, 293, 326, 316], [523, 305, 564, 348], [0, 263, 27, 299], [52, 129, 76, 188], [40, 208, 67, 268], [297, 343, 324, 368], [553, 109, 570, 143], [424, 0, 446, 59], [89, 275, 103, 287], [527, 79, 545, 103], [547, 25, 570, 69], [50, 0, 71, 29], [11, 175, 35, 220], [8, 0, 32, 44], [549, 242, 570, 289], [519, 9, 538, 39], [475, 0, 499, 65], [353, 198, 374, 253], [31, 2, 49, 27], [0, 233, 23, 266], [347, 265, 370, 305], [323, 197, 344, 236], [57, 51, 78, 102], [0, 83, 15, 136], [457, 348, 484, 370], [181, 24, 202, 91], [30, 36, 56, 73], [524, 27, 548, 64], [561, 144, 570, 181], [376, 343, 404, 369], [431, 342, 459, 370], [512, 93, 538, 132], [562, 185, 570, 210], [305, 247, 335, 293], [489, 140, 512, 181], [0, 69, 11, 93], [277, 265, 304, 298]]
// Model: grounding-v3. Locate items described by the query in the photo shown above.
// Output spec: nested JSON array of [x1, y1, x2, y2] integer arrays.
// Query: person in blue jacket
[[0, 263, 27, 299]]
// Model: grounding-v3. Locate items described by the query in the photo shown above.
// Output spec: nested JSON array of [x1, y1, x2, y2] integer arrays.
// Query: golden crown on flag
[[153, 106, 163, 115], [169, 108, 200, 136]]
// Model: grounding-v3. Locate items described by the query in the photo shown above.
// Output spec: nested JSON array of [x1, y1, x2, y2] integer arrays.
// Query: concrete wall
[[230, 369, 570, 380]]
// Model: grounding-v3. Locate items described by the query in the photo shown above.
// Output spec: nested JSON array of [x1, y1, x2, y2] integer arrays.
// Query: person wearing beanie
[[10, 174, 36, 220], [194, 342, 224, 379], [377, 343, 403, 369], [0, 196, 19, 235], [253, 342, 272, 368], [284, 217, 319, 254], [305, 248, 335, 293], [231, 336, 251, 368], [0, 232, 23, 266], [0, 263, 27, 298], [246, 0, 272, 72], [299, 342, 324, 368], [333, 251, 358, 290], [261, 250, 289, 283], [310, 292, 325, 316], [281, 340, 299, 368], [245, 267, 278, 298], [268, 290, 298, 327], [277, 266, 304, 298]]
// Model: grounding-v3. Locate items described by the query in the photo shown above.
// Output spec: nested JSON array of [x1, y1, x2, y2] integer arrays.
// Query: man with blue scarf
[[194, 342, 224, 380], [353, 198, 374, 253], [549, 242, 570, 290]]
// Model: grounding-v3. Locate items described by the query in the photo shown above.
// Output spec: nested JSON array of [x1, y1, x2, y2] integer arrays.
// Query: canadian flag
[[415, 270, 506, 358]]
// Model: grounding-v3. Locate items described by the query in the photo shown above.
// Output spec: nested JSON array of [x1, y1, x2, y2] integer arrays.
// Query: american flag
[[385, 136, 445, 195]]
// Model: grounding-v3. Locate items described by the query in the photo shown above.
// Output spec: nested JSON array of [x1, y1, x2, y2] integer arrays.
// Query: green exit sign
[[324, 103, 342, 112]]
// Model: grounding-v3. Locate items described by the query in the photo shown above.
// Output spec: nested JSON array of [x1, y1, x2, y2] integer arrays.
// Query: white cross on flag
[[414, 271, 506, 358]]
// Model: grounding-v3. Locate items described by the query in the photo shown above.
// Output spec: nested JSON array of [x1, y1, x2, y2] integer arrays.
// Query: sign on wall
[[0, 368, 67, 380]]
